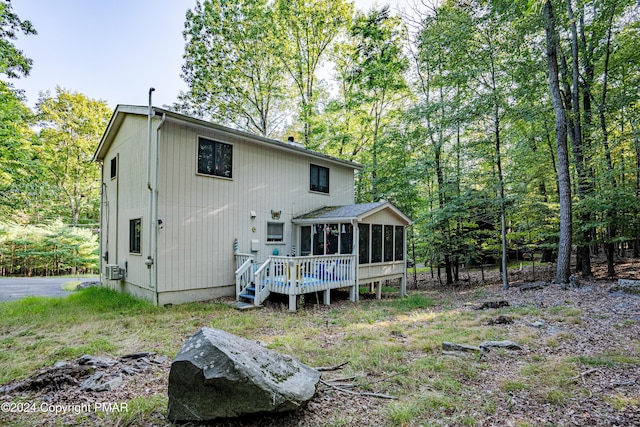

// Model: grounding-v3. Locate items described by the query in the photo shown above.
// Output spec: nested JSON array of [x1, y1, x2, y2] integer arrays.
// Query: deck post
[[323, 289, 330, 305], [376, 281, 382, 299], [289, 295, 297, 312], [401, 271, 407, 297]]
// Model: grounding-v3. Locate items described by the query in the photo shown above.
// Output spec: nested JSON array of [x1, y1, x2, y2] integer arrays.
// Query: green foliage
[[0, 81, 34, 190], [0, 221, 99, 275], [36, 87, 111, 225], [0, 0, 36, 79], [275, 0, 353, 145], [180, 0, 287, 137]]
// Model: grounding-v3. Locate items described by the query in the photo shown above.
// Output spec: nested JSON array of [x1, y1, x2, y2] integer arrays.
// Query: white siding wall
[[156, 121, 356, 298], [100, 116, 152, 296]]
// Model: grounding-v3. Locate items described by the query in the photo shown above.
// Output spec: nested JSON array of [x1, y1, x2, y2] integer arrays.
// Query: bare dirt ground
[[1, 257, 639, 426]]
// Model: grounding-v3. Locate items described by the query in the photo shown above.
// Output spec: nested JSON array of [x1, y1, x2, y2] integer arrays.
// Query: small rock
[[80, 372, 105, 390], [610, 279, 640, 295], [95, 375, 123, 392], [474, 300, 510, 310], [530, 320, 546, 328], [77, 355, 117, 368], [479, 340, 523, 351], [152, 355, 170, 364], [80, 372, 123, 391], [77, 281, 101, 289], [487, 315, 513, 325], [442, 342, 480, 353]]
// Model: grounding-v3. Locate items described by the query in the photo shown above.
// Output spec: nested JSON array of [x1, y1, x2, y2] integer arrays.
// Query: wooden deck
[[235, 253, 357, 311]]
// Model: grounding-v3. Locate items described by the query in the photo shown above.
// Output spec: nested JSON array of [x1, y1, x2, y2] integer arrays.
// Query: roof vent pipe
[[287, 136, 304, 149], [147, 87, 155, 190]]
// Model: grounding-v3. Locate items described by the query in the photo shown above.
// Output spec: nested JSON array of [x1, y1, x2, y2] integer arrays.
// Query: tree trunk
[[565, 0, 592, 277], [544, 0, 572, 284]]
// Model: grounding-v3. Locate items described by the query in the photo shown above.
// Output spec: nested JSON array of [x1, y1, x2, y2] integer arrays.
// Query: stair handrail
[[234, 255, 254, 300], [253, 259, 271, 305]]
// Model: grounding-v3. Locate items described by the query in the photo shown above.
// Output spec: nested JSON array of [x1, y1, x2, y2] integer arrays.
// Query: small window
[[310, 164, 329, 193], [110, 156, 117, 179], [340, 223, 353, 254], [358, 223, 370, 264], [371, 224, 383, 263], [129, 218, 141, 254], [197, 137, 233, 178], [395, 226, 404, 261], [267, 222, 284, 243], [301, 226, 312, 255], [384, 225, 394, 262]]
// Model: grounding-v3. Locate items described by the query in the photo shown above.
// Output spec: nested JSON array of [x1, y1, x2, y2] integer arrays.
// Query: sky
[[10, 0, 386, 111]]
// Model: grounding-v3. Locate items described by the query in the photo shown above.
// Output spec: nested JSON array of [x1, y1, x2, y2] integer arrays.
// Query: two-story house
[[93, 104, 411, 310]]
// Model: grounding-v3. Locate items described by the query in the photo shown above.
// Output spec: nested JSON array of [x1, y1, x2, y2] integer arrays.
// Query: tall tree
[[0, 81, 35, 219], [543, 0, 572, 284], [348, 6, 409, 201], [181, 0, 287, 137], [274, 0, 352, 145], [0, 0, 37, 221], [36, 88, 111, 225]]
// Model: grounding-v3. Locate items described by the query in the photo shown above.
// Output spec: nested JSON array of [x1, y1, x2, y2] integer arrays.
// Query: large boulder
[[167, 327, 320, 422]]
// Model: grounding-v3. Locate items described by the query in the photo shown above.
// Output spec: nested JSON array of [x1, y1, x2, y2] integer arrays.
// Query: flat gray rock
[[167, 327, 320, 422]]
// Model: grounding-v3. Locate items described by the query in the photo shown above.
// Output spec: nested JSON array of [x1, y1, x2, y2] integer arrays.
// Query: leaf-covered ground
[[1, 258, 639, 426]]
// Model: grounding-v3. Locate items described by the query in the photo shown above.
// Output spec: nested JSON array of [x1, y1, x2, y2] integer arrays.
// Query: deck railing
[[236, 253, 357, 310]]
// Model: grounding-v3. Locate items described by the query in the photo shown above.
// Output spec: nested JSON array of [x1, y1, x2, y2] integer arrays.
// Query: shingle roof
[[294, 202, 387, 221]]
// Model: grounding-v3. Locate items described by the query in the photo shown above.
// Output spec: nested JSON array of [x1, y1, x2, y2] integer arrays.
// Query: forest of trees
[[1, 0, 638, 284]]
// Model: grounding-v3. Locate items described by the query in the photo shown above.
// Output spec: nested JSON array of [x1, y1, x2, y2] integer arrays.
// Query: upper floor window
[[110, 156, 117, 179], [197, 137, 233, 178], [310, 164, 329, 193]]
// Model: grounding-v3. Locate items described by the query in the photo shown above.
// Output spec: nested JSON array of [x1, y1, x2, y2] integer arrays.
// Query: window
[[395, 226, 404, 261], [110, 156, 117, 179], [340, 223, 353, 254], [384, 225, 394, 262], [359, 223, 370, 264], [301, 226, 312, 255], [371, 224, 383, 263], [310, 164, 329, 193], [129, 218, 141, 254], [313, 225, 325, 255], [197, 137, 233, 178], [267, 222, 284, 243]]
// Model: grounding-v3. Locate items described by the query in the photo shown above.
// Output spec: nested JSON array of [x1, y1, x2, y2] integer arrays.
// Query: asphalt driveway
[[0, 277, 99, 301]]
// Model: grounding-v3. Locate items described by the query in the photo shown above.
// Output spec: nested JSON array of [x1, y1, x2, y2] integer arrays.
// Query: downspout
[[353, 219, 359, 303], [98, 162, 104, 278], [146, 88, 155, 298], [152, 113, 167, 307]]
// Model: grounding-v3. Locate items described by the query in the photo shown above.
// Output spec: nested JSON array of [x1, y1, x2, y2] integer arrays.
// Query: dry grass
[[1, 258, 639, 426]]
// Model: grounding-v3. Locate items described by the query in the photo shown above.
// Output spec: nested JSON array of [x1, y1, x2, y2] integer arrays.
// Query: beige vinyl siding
[[361, 209, 406, 225], [101, 115, 150, 293], [156, 121, 356, 297]]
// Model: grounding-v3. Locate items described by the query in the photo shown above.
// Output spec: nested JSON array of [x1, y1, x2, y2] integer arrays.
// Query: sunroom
[[235, 201, 412, 311]]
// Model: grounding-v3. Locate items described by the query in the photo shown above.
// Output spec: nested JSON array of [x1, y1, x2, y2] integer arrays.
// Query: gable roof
[[293, 201, 413, 225], [92, 105, 363, 171]]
